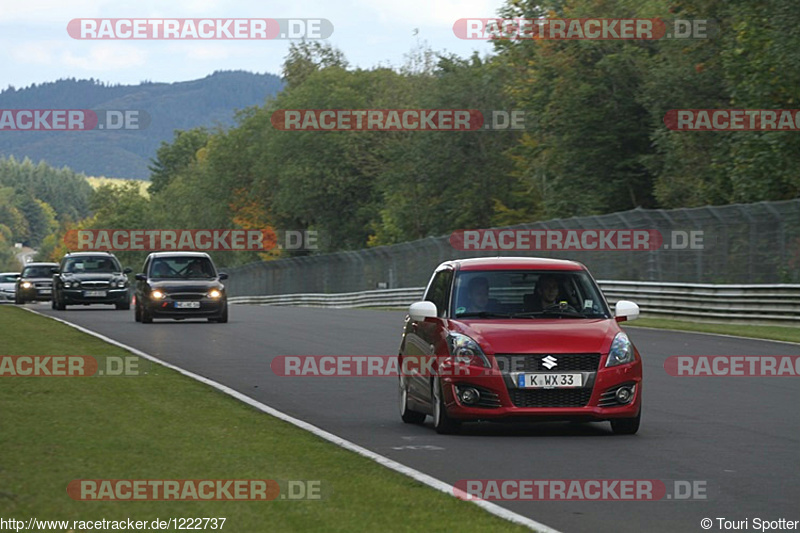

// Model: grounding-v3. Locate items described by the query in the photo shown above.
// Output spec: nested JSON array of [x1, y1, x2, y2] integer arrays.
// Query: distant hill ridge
[[0, 70, 284, 179]]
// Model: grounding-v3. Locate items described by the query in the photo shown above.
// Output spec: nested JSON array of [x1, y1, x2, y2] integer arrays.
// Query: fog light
[[615, 385, 634, 404], [458, 387, 480, 405]]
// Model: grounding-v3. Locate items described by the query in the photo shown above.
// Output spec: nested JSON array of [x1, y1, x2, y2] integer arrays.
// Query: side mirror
[[218, 272, 229, 281], [123, 267, 133, 274], [615, 300, 640, 322], [409, 301, 437, 322], [135, 273, 147, 281]]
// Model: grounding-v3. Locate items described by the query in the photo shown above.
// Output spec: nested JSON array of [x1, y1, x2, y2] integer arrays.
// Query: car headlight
[[151, 289, 166, 299], [69, 281, 80, 288], [21, 281, 32, 289], [207, 289, 222, 299], [116, 279, 127, 288], [606, 332, 635, 367], [446, 333, 490, 368]]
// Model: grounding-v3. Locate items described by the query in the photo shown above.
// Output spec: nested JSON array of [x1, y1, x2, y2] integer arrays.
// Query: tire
[[116, 301, 130, 310], [53, 292, 66, 311], [141, 305, 153, 324], [399, 377, 426, 424], [15, 294, 24, 305], [432, 378, 461, 435], [134, 302, 141, 322], [209, 305, 228, 323], [610, 409, 641, 435]]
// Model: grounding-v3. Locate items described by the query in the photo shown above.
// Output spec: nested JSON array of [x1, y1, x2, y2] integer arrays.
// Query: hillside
[[0, 70, 284, 179]]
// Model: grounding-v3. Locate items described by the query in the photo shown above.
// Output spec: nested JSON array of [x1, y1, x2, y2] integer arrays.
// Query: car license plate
[[518, 373, 583, 389], [175, 301, 200, 309], [84, 290, 106, 297], [39, 289, 52, 294]]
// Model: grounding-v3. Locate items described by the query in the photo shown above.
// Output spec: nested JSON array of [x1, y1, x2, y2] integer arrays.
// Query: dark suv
[[52, 252, 132, 310], [134, 252, 228, 323]]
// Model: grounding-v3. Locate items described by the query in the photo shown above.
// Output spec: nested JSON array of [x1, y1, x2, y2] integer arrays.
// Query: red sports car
[[398, 257, 642, 434]]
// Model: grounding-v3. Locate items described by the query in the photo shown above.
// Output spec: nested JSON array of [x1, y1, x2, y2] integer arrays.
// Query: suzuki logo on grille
[[542, 355, 558, 369]]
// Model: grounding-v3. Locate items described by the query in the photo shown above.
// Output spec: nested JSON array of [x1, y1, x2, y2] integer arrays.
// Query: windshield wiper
[[456, 311, 515, 318], [512, 310, 587, 318]]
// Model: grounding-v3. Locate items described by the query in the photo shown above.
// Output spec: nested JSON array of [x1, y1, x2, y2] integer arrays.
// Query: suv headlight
[[21, 281, 32, 289], [116, 279, 127, 288], [446, 333, 490, 368], [207, 289, 222, 299], [69, 281, 80, 288], [151, 290, 166, 299], [606, 332, 634, 367]]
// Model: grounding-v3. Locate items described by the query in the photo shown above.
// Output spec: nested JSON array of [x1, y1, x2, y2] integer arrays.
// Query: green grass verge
[[0, 306, 532, 533], [624, 317, 800, 344]]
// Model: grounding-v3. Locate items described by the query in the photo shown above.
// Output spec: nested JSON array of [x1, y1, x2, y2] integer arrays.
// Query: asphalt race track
[[32, 303, 800, 533]]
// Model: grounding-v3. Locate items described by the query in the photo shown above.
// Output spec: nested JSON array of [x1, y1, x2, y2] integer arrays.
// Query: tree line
[[21, 0, 800, 270]]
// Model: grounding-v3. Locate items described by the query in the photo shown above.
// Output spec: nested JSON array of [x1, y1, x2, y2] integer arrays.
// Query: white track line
[[23, 308, 561, 533]]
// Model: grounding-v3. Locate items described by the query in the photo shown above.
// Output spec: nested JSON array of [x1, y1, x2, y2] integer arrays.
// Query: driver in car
[[465, 276, 491, 313], [530, 274, 561, 311]]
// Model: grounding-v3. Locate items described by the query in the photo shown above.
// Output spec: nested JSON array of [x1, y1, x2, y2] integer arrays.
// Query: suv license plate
[[84, 290, 106, 297]]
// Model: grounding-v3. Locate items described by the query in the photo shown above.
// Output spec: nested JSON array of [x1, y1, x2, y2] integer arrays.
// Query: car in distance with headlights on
[[15, 262, 58, 304], [398, 257, 642, 435], [0, 272, 20, 302], [134, 252, 228, 323], [52, 252, 132, 310]]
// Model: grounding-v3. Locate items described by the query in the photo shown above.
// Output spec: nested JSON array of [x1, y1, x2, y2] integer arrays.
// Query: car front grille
[[507, 388, 593, 408], [34, 281, 52, 289], [170, 293, 206, 300], [80, 281, 110, 289], [494, 353, 601, 373]]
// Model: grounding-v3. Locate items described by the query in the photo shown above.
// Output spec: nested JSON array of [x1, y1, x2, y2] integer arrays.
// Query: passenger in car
[[466, 276, 492, 313]]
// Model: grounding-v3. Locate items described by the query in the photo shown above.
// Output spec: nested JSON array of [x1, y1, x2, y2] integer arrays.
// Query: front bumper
[[61, 288, 129, 305], [438, 360, 642, 421], [18, 286, 52, 301], [144, 297, 226, 318], [0, 291, 15, 302]]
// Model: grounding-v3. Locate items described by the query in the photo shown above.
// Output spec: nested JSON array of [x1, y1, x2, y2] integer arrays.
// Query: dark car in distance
[[52, 252, 132, 310], [134, 252, 228, 323], [15, 262, 59, 304]]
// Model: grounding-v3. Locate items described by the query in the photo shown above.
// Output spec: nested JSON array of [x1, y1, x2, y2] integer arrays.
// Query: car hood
[[149, 279, 223, 292], [0, 282, 15, 290], [449, 318, 621, 355], [19, 277, 52, 282]]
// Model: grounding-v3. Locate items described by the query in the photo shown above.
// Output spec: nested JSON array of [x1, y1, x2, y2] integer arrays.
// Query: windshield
[[21, 266, 55, 278], [62, 256, 121, 274], [150, 257, 216, 279], [452, 270, 611, 319], [0, 274, 19, 283]]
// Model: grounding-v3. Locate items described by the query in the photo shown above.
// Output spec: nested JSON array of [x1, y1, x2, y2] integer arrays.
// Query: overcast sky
[[1, 0, 505, 89]]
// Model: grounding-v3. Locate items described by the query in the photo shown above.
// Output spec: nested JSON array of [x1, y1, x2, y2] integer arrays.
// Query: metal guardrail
[[229, 281, 800, 326]]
